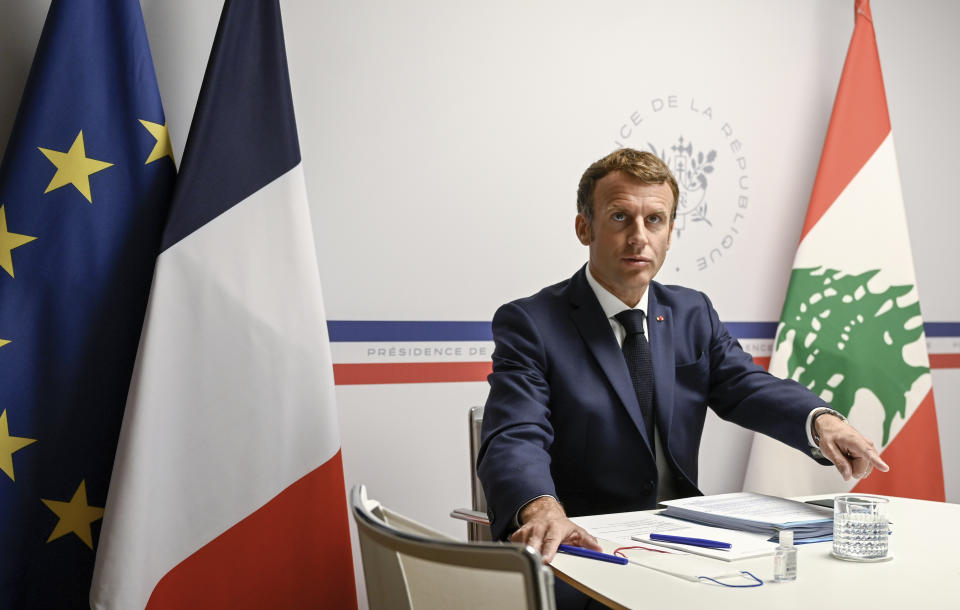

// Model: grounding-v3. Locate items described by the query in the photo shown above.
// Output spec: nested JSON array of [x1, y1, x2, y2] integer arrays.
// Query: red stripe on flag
[[333, 361, 492, 385], [800, 0, 890, 242], [146, 452, 357, 609], [851, 389, 944, 501]]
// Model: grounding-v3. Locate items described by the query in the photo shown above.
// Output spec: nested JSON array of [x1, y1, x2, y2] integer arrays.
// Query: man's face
[[575, 171, 674, 307]]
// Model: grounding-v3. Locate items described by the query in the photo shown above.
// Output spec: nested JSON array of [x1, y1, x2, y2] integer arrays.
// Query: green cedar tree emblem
[[776, 266, 928, 445]]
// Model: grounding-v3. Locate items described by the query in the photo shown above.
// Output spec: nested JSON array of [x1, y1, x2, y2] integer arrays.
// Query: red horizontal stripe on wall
[[755, 355, 960, 371], [930, 353, 960, 369], [333, 361, 493, 385], [332, 355, 960, 386]]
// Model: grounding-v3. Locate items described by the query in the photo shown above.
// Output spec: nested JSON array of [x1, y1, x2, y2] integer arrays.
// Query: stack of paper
[[571, 510, 778, 561], [659, 492, 833, 542]]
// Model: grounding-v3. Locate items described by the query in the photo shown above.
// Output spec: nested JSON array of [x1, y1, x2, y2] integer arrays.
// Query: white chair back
[[352, 484, 555, 610]]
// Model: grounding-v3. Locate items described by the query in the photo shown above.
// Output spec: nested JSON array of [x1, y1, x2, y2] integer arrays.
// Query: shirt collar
[[585, 265, 649, 319]]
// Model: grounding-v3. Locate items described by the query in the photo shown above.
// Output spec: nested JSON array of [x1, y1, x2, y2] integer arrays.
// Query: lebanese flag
[[743, 0, 944, 501], [90, 1, 357, 608]]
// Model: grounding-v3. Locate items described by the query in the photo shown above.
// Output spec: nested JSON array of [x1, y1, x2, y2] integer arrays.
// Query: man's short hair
[[576, 148, 680, 224]]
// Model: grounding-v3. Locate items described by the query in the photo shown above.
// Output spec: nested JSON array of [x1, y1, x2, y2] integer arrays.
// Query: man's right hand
[[510, 496, 602, 563]]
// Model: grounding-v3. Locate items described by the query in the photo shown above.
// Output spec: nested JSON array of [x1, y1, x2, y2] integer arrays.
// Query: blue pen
[[557, 544, 628, 565], [649, 533, 732, 549]]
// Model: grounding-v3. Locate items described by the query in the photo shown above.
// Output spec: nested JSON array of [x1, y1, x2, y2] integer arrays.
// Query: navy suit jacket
[[477, 265, 828, 542]]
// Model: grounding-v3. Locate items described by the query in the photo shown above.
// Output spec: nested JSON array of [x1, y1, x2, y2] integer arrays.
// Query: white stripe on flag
[[770, 134, 932, 448], [92, 164, 340, 608]]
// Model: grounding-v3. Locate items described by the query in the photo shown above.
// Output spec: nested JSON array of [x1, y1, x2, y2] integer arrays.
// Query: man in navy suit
[[477, 149, 888, 569]]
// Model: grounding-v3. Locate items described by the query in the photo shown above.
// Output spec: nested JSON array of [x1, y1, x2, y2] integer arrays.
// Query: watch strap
[[811, 408, 848, 447]]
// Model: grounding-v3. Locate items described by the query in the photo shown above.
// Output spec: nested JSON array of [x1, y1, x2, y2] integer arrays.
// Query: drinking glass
[[832, 494, 890, 562]]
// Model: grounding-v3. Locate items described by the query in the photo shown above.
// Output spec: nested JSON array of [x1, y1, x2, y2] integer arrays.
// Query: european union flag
[[0, 1, 175, 606]]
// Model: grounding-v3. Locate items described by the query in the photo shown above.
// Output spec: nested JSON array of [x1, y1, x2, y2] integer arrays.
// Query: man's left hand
[[815, 414, 890, 480]]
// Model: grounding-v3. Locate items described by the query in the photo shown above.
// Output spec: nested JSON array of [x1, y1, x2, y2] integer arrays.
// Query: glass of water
[[832, 494, 891, 562]]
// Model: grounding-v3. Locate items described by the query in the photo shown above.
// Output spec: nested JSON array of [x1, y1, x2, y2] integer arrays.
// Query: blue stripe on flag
[[160, 1, 300, 251]]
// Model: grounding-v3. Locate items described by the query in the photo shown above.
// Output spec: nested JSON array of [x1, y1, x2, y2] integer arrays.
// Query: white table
[[550, 496, 960, 609]]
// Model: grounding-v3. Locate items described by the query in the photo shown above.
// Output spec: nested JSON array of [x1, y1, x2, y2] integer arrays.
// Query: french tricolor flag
[[91, 1, 357, 608]]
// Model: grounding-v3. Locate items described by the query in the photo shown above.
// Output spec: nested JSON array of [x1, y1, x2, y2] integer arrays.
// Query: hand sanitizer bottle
[[773, 529, 797, 582]]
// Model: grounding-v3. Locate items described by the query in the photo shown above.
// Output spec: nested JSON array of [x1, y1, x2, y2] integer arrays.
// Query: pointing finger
[[867, 448, 890, 472]]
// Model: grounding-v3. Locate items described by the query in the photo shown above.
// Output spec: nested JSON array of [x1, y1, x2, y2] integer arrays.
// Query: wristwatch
[[811, 408, 848, 447]]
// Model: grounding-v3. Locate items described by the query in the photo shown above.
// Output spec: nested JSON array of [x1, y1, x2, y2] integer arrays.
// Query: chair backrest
[[352, 484, 555, 610], [468, 406, 491, 541]]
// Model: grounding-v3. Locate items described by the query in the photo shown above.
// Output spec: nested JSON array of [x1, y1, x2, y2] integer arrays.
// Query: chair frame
[[466, 405, 492, 540], [352, 484, 555, 610]]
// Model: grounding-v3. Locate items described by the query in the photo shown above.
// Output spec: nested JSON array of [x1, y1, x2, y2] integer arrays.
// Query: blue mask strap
[[698, 571, 763, 587]]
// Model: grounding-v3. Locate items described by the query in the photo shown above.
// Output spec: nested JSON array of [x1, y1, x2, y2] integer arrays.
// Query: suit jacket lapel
[[647, 284, 676, 446], [567, 267, 656, 455]]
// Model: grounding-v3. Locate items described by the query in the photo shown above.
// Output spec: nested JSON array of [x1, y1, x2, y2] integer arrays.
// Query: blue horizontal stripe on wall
[[926, 322, 960, 337], [327, 320, 494, 342], [724, 322, 778, 339], [326, 320, 960, 342]]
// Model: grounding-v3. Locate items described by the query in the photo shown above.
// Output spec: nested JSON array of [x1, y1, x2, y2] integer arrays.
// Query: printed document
[[571, 510, 777, 561]]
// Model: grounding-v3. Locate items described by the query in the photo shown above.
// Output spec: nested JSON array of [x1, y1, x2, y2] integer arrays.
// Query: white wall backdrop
[[1, 1, 957, 606]]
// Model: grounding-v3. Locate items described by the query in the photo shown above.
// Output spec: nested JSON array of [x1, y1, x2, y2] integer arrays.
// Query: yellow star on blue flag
[[0, 204, 38, 278], [41, 480, 105, 549], [0, 410, 37, 481], [38, 131, 114, 203], [139, 119, 175, 165]]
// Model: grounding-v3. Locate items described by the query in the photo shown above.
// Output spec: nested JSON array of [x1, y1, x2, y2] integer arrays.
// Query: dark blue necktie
[[614, 309, 655, 444]]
